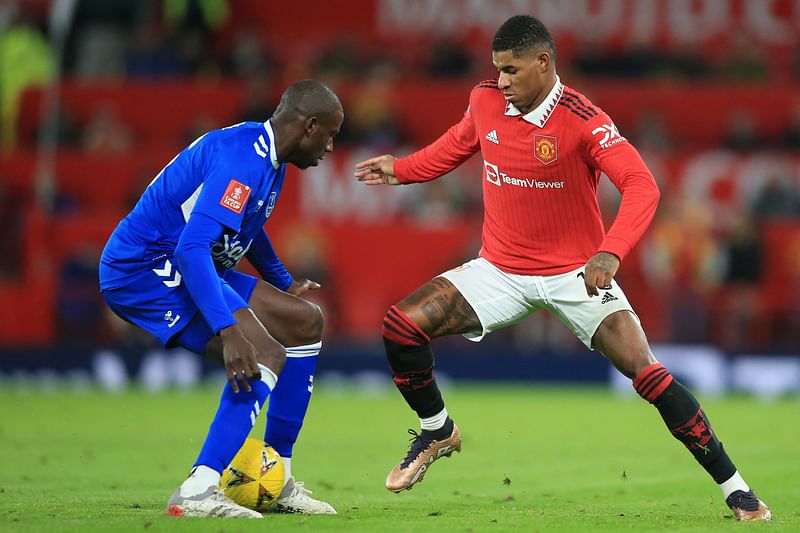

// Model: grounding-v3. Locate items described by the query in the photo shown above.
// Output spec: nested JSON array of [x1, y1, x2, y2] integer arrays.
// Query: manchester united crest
[[533, 134, 558, 165]]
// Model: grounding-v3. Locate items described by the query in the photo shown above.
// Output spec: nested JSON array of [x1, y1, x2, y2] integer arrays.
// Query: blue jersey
[[100, 120, 286, 289]]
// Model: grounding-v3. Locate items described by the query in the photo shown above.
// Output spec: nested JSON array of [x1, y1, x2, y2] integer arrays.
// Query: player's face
[[493, 49, 550, 115], [294, 109, 344, 169]]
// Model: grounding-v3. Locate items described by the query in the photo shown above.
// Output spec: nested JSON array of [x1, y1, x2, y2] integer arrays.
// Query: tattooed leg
[[397, 277, 481, 338], [381, 277, 478, 419]]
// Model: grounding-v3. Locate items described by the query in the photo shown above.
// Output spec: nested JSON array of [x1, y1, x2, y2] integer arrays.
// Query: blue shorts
[[101, 266, 258, 355]]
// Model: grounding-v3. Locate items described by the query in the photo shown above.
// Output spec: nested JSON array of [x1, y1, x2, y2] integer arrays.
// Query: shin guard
[[633, 363, 736, 483], [382, 306, 444, 419]]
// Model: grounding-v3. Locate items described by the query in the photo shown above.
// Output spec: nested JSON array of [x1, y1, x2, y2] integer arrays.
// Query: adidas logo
[[601, 292, 618, 304], [485, 130, 499, 144]]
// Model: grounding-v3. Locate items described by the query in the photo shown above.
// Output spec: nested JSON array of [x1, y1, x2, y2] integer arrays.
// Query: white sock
[[179, 465, 220, 497], [258, 364, 278, 390], [719, 471, 750, 499], [285, 341, 322, 358], [282, 457, 292, 485], [420, 408, 448, 431]]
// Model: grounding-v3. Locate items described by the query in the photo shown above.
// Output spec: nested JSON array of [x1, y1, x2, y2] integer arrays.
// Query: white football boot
[[266, 477, 336, 514], [165, 486, 262, 518]]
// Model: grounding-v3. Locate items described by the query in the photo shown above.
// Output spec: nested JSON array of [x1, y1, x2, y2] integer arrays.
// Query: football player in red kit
[[355, 14, 770, 522]]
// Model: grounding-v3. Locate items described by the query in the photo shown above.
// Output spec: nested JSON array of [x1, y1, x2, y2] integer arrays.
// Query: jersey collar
[[504, 75, 564, 128], [263, 120, 280, 170]]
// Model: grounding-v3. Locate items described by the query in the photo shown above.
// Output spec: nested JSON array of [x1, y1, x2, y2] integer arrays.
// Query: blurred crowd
[[4, 1, 800, 151], [4, 0, 800, 147], [1, 0, 799, 354]]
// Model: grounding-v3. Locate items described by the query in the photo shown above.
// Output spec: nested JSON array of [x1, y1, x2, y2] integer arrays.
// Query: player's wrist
[[219, 324, 243, 338]]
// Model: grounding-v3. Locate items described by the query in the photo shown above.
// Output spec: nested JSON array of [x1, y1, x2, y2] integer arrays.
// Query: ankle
[[179, 465, 220, 497], [719, 471, 750, 499], [421, 417, 454, 440]]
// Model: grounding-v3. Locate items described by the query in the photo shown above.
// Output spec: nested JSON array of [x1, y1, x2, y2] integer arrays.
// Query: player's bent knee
[[594, 311, 655, 379], [382, 305, 430, 347], [294, 301, 323, 345], [382, 307, 435, 393]]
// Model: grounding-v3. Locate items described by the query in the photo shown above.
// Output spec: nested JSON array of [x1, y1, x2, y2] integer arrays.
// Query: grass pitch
[[0, 382, 797, 532]]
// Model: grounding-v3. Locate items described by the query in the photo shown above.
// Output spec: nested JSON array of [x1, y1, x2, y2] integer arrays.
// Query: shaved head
[[274, 79, 342, 122], [270, 79, 343, 169]]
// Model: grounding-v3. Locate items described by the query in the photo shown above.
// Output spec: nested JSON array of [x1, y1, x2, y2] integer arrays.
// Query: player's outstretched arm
[[354, 155, 400, 185]]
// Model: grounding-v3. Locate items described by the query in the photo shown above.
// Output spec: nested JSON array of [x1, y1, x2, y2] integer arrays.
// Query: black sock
[[634, 363, 737, 484], [421, 417, 454, 440], [384, 337, 445, 419]]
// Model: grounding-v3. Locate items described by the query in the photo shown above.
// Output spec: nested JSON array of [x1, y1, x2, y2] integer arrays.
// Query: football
[[219, 438, 285, 512]]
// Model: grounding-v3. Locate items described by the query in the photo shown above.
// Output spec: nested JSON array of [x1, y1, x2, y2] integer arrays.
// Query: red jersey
[[394, 76, 660, 275]]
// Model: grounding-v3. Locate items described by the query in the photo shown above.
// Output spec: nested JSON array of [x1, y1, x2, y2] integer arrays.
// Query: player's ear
[[539, 51, 553, 73], [304, 117, 319, 136]]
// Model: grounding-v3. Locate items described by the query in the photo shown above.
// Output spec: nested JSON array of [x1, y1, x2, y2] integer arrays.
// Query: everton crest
[[533, 134, 557, 165]]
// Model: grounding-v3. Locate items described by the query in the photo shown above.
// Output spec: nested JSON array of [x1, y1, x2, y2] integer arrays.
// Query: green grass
[[0, 383, 797, 531]]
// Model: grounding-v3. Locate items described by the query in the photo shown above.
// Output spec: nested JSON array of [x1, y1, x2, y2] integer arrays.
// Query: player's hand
[[354, 155, 400, 185], [287, 278, 321, 297], [583, 252, 620, 297], [219, 324, 261, 393]]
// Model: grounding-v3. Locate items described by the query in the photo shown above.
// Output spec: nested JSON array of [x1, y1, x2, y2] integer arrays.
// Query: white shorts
[[438, 257, 638, 349]]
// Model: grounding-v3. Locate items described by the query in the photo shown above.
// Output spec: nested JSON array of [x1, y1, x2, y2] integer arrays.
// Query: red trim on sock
[[646, 373, 673, 401], [382, 322, 415, 346], [384, 313, 418, 338], [633, 363, 674, 402], [633, 363, 663, 389], [382, 306, 430, 346], [390, 306, 431, 342], [638, 368, 668, 398]]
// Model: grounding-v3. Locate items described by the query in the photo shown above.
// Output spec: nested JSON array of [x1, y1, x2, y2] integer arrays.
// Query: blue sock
[[264, 343, 319, 458], [194, 379, 270, 473]]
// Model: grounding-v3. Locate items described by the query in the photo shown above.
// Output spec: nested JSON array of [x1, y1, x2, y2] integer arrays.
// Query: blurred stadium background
[[1, 0, 799, 397]]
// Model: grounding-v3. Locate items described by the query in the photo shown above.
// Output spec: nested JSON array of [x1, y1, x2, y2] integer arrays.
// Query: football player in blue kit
[[99, 79, 343, 518]]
